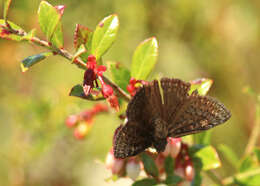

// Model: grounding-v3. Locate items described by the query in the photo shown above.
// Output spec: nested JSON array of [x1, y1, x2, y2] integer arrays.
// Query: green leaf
[[193, 145, 221, 170], [0, 19, 23, 41], [218, 144, 239, 169], [107, 62, 131, 92], [3, 0, 12, 20], [131, 37, 158, 80], [140, 153, 159, 177], [191, 159, 203, 186], [235, 168, 260, 186], [69, 85, 105, 101], [132, 178, 157, 186], [21, 52, 52, 72], [164, 175, 183, 185], [38, 1, 64, 48], [164, 156, 174, 176], [254, 148, 260, 162], [50, 21, 63, 48], [239, 156, 254, 173], [193, 131, 212, 145], [72, 44, 86, 62], [189, 78, 213, 96], [91, 14, 119, 60]]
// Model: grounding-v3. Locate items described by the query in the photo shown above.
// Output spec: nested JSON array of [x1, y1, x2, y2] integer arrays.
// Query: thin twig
[[244, 104, 260, 156], [222, 167, 260, 185], [3, 24, 131, 102]]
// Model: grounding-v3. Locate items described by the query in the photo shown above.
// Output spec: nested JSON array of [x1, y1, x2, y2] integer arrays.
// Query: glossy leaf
[[3, 0, 12, 20], [21, 52, 52, 72], [132, 178, 157, 186], [189, 78, 213, 96], [131, 37, 158, 80], [0, 19, 23, 41], [193, 145, 221, 170], [91, 14, 119, 60], [140, 153, 159, 177], [50, 21, 63, 48], [164, 156, 174, 176], [69, 85, 105, 101], [108, 62, 131, 92], [164, 175, 183, 185], [38, 1, 64, 48], [218, 144, 239, 169]]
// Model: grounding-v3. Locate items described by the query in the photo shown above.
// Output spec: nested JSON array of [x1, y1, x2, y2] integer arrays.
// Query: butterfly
[[113, 78, 231, 159]]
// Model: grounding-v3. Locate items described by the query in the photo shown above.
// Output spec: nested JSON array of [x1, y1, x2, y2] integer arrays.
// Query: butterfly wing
[[160, 78, 191, 122], [168, 92, 231, 137], [126, 80, 163, 122], [113, 121, 152, 158]]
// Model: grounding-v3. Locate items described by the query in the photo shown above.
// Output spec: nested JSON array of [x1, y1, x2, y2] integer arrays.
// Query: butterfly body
[[113, 78, 231, 159]]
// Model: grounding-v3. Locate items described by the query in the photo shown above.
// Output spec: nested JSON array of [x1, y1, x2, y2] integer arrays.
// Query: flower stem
[[4, 23, 131, 102], [222, 167, 260, 185], [244, 103, 260, 156]]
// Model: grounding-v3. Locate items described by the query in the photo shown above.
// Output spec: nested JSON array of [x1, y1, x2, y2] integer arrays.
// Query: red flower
[[127, 78, 148, 96], [83, 55, 119, 110]]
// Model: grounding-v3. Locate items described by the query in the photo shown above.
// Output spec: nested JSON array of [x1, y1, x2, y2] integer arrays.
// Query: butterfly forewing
[[168, 93, 231, 137], [160, 78, 190, 122]]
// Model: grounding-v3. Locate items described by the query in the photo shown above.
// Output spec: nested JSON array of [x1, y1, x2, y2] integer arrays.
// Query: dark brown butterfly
[[113, 78, 231, 159]]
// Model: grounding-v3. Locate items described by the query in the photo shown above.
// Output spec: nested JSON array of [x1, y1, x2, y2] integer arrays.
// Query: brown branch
[[4, 24, 131, 102]]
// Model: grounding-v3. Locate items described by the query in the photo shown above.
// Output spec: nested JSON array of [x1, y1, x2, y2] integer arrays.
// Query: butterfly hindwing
[[168, 93, 231, 137], [113, 121, 152, 158]]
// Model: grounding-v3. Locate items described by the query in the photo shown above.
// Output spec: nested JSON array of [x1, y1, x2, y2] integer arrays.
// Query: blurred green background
[[0, 0, 260, 185]]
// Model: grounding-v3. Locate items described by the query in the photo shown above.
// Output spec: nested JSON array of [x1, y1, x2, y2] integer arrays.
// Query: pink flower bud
[[92, 103, 108, 113], [174, 166, 185, 178], [126, 158, 141, 180], [101, 83, 114, 98], [169, 138, 182, 158], [74, 123, 90, 139], [105, 149, 125, 175], [65, 115, 78, 127], [162, 137, 182, 158], [107, 95, 119, 111], [87, 55, 96, 62], [184, 160, 194, 181]]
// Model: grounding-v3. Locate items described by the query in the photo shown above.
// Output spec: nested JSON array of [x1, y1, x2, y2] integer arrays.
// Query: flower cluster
[[65, 103, 108, 139], [105, 148, 142, 180], [83, 55, 119, 110], [156, 138, 195, 182], [105, 137, 194, 183]]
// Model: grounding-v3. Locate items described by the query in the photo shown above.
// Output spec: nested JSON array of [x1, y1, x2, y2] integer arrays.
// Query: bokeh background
[[0, 0, 260, 185]]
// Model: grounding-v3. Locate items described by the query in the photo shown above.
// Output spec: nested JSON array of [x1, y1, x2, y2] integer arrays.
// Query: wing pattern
[[113, 78, 231, 158]]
